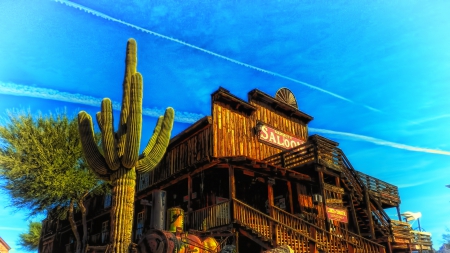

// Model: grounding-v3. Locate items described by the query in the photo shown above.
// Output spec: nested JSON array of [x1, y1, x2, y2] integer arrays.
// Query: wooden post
[[187, 175, 192, 227], [387, 240, 393, 253], [349, 192, 361, 236], [318, 170, 330, 231], [268, 181, 277, 246], [396, 205, 402, 221], [287, 181, 294, 214], [348, 244, 355, 253], [229, 165, 236, 199], [335, 176, 341, 187], [229, 165, 236, 224], [296, 183, 304, 213], [364, 189, 376, 239], [235, 229, 239, 253], [309, 226, 318, 253]]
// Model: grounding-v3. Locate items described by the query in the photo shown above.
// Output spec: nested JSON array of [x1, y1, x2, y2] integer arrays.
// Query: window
[[135, 211, 145, 240], [139, 173, 149, 191], [101, 221, 109, 244], [104, 194, 112, 208]]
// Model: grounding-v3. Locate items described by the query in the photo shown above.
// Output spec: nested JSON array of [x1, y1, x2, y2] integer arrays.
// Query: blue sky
[[1, 0, 450, 251]]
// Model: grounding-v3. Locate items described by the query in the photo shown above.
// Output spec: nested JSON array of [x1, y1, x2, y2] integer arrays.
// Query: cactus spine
[[78, 39, 174, 253]]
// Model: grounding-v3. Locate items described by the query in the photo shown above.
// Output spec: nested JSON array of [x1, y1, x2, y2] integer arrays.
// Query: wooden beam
[[287, 181, 294, 214], [365, 189, 376, 239], [229, 166, 236, 199], [159, 174, 188, 191]]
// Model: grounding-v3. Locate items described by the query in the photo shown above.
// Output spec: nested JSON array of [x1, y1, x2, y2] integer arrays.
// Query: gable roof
[[0, 237, 11, 250]]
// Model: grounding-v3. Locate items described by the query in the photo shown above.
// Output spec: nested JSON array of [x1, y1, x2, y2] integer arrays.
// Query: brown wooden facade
[[39, 87, 432, 253]]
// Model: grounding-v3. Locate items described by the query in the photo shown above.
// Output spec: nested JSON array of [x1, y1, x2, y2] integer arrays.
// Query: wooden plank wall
[[213, 100, 308, 160], [143, 126, 213, 188]]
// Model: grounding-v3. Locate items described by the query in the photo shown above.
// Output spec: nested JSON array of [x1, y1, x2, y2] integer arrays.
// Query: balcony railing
[[390, 220, 432, 250], [357, 171, 400, 205], [189, 201, 231, 231], [138, 125, 212, 191], [411, 231, 432, 250]]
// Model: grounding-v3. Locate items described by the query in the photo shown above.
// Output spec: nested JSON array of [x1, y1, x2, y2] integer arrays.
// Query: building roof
[[0, 237, 11, 250]]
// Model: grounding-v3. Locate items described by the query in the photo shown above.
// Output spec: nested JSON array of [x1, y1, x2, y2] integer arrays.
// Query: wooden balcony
[[357, 171, 400, 207], [411, 231, 432, 251], [390, 220, 432, 251], [138, 120, 213, 191], [263, 135, 346, 174]]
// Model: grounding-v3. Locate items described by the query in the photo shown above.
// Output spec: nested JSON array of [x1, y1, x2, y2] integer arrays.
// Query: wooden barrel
[[203, 237, 220, 252], [166, 207, 184, 232]]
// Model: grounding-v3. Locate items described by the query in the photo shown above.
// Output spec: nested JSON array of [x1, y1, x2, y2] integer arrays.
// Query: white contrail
[[309, 127, 450, 155], [52, 0, 381, 113], [0, 82, 204, 124], [2, 82, 447, 156], [0, 226, 24, 231]]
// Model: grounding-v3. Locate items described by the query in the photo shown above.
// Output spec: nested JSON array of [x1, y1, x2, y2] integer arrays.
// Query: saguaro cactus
[[78, 39, 174, 253]]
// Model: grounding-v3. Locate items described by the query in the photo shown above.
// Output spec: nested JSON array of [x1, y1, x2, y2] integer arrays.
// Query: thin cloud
[[53, 0, 380, 113], [0, 82, 203, 124], [309, 127, 450, 156], [408, 114, 450, 125], [0, 226, 24, 231]]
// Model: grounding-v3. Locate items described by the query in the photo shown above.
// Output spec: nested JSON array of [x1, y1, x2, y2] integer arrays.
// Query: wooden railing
[[341, 152, 392, 237], [411, 231, 433, 250], [357, 171, 400, 205], [273, 206, 384, 253], [264, 142, 315, 170], [233, 198, 315, 252], [138, 126, 212, 191], [264, 135, 393, 241], [189, 201, 231, 231]]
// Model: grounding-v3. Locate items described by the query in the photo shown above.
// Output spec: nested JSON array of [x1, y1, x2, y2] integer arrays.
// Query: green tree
[[0, 111, 104, 253], [18, 221, 42, 251], [78, 39, 174, 253]]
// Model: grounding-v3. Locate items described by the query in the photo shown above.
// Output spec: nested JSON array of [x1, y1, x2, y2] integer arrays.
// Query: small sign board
[[326, 206, 348, 223], [258, 123, 304, 150]]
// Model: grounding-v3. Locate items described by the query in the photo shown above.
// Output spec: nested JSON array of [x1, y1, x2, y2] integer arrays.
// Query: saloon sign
[[326, 206, 348, 223], [258, 124, 304, 150]]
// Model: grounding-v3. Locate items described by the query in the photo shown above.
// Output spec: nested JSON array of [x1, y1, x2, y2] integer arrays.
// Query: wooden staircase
[[340, 152, 391, 241], [264, 135, 395, 247], [232, 198, 385, 253]]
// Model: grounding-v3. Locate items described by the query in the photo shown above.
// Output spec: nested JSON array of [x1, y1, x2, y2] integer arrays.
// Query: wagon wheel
[[275, 87, 298, 109]]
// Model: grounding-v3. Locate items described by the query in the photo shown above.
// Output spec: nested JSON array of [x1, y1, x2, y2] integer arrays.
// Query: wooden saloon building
[[39, 87, 432, 253]]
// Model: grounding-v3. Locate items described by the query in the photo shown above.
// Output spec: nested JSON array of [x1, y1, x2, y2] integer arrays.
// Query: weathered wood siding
[[138, 125, 213, 190], [213, 100, 308, 160]]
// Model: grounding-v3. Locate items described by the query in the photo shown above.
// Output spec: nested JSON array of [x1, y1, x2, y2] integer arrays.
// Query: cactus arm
[[117, 39, 137, 157], [122, 72, 143, 168], [78, 111, 110, 177], [100, 99, 121, 170], [136, 107, 174, 173], [96, 112, 104, 133], [139, 116, 163, 159]]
